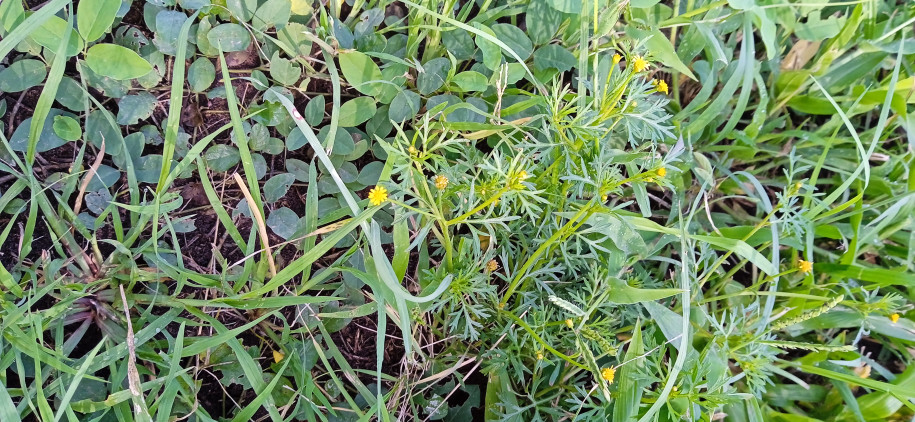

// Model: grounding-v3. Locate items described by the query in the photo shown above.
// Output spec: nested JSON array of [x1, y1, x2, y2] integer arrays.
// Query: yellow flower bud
[[434, 174, 449, 190]]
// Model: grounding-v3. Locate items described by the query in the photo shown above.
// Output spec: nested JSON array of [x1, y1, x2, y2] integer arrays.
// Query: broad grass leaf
[[85, 44, 153, 80], [614, 319, 645, 421], [607, 277, 682, 304], [642, 300, 688, 352], [692, 234, 778, 276]]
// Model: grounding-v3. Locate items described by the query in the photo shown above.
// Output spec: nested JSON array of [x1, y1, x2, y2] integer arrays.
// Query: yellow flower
[[486, 259, 499, 272], [565, 319, 574, 329], [408, 146, 418, 156], [273, 350, 284, 363], [434, 175, 449, 190], [632, 55, 649, 72], [601, 367, 616, 384], [657, 79, 669, 95], [854, 364, 871, 379], [613, 53, 622, 64], [536, 351, 544, 360], [656, 167, 667, 178], [798, 260, 813, 274], [518, 170, 528, 180], [891, 313, 900, 323], [368, 186, 388, 206]]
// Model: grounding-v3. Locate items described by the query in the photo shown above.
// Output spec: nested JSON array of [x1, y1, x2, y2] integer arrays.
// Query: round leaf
[[266, 207, 299, 239], [356, 161, 383, 186], [338, 50, 383, 97], [493, 24, 533, 60], [417, 57, 451, 95], [263, 172, 295, 203], [117, 92, 157, 125], [304, 95, 325, 125], [188, 57, 216, 93], [0, 59, 46, 92], [204, 144, 240, 172], [389, 90, 420, 122], [338, 97, 376, 127], [450, 71, 488, 92], [206, 23, 252, 52], [52, 115, 82, 141], [533, 44, 576, 72]]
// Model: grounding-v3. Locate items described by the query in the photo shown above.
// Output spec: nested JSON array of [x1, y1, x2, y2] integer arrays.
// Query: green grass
[[1, 0, 914, 421]]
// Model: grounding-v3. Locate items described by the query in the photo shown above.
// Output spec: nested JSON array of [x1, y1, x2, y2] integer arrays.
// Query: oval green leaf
[[85, 43, 154, 80]]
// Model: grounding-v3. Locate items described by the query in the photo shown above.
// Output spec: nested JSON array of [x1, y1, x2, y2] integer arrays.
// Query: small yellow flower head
[[657, 79, 669, 95], [795, 182, 803, 190], [854, 364, 871, 379], [632, 55, 649, 72], [518, 170, 528, 180], [601, 195, 608, 202], [486, 259, 499, 272], [434, 174, 449, 190], [368, 186, 388, 206], [601, 367, 616, 384], [408, 146, 418, 156], [536, 351, 544, 360], [565, 319, 574, 329], [613, 53, 622, 64], [798, 260, 813, 274], [656, 167, 667, 178], [891, 313, 900, 323], [273, 350, 285, 363], [497, 302, 505, 310]]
